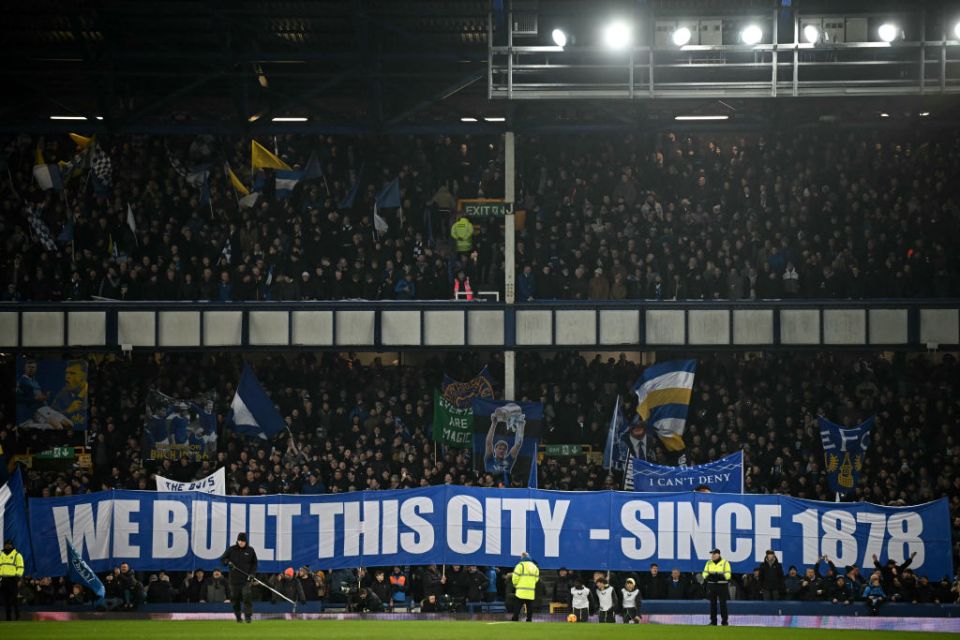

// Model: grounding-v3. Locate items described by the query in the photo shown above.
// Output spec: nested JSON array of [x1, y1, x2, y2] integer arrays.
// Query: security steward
[[510, 551, 540, 622], [0, 539, 24, 621], [702, 547, 732, 626], [220, 532, 258, 623]]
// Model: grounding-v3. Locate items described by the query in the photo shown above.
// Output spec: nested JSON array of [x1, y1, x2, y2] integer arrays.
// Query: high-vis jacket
[[0, 548, 24, 578], [511, 559, 540, 601], [451, 217, 474, 253], [702, 558, 732, 584]]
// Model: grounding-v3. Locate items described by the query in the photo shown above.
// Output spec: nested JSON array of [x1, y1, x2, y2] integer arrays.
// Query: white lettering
[[754, 505, 782, 562], [191, 500, 227, 560], [502, 499, 534, 556], [657, 501, 675, 560], [152, 500, 188, 559], [399, 497, 434, 554], [310, 502, 344, 559], [534, 499, 569, 558], [484, 498, 501, 555], [676, 502, 712, 560], [447, 495, 482, 554], [715, 503, 752, 562], [620, 500, 656, 560], [270, 504, 301, 561], [248, 504, 274, 561], [381, 500, 399, 555], [53, 501, 113, 563], [112, 500, 140, 558]]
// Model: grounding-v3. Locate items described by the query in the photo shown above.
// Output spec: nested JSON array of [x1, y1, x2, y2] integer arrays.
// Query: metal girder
[[385, 71, 485, 125]]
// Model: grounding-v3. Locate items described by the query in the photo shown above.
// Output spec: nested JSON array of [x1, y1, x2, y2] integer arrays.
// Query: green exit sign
[[459, 199, 513, 218]]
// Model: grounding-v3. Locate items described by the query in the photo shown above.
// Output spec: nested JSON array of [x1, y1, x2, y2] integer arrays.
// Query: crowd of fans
[[1, 348, 959, 610], [2, 128, 959, 303]]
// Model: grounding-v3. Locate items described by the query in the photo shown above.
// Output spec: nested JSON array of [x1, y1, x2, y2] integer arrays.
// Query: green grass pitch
[[0, 620, 956, 640]]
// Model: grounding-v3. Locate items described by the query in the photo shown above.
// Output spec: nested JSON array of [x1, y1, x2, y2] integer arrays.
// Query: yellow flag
[[226, 164, 250, 196], [34, 146, 45, 166], [69, 133, 94, 150], [251, 140, 291, 172]]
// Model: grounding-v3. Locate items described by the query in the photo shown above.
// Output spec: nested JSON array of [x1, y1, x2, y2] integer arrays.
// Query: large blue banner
[[15, 356, 88, 430], [28, 487, 953, 580], [0, 468, 35, 573], [631, 451, 743, 494]]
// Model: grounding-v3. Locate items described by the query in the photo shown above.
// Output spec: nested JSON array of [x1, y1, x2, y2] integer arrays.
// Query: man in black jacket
[[642, 564, 667, 600], [220, 532, 258, 623], [758, 550, 786, 600]]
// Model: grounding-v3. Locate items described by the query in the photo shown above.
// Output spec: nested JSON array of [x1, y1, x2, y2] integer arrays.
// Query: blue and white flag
[[33, 163, 63, 191], [67, 541, 105, 601], [0, 468, 33, 574], [603, 395, 629, 471], [228, 363, 285, 439], [472, 399, 543, 488], [275, 169, 303, 200], [633, 359, 696, 452], [819, 416, 873, 497], [631, 450, 743, 493], [338, 164, 364, 210]]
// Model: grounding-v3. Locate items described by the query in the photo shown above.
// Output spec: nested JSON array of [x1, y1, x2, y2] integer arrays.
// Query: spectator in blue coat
[[862, 574, 886, 615]]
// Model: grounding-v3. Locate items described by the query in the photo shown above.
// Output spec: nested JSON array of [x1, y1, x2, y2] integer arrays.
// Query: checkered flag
[[25, 203, 57, 251], [220, 237, 232, 265], [91, 142, 113, 187]]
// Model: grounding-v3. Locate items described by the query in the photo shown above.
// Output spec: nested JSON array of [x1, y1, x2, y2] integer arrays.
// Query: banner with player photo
[[471, 399, 542, 488], [144, 390, 218, 463], [15, 356, 88, 431]]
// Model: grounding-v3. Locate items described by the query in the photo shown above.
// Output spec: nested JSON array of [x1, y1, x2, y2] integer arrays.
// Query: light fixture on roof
[[879, 112, 890, 118], [955, 22, 960, 39], [483, 116, 506, 122], [803, 25, 821, 44], [919, 111, 931, 117], [602, 20, 632, 50], [271, 117, 308, 122], [50, 115, 90, 120], [460, 117, 478, 122], [877, 23, 900, 43], [741, 24, 763, 45], [674, 115, 729, 121], [672, 27, 692, 46], [551, 28, 568, 48]]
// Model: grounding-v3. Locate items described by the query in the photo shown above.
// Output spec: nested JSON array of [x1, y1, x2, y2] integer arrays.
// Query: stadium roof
[[2, 0, 959, 134]]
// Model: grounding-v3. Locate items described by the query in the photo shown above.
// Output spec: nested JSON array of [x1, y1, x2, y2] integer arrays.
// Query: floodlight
[[954, 22, 960, 39], [741, 24, 763, 45], [878, 23, 899, 43], [603, 20, 632, 50], [803, 25, 820, 44], [552, 28, 568, 48], [672, 27, 692, 46]]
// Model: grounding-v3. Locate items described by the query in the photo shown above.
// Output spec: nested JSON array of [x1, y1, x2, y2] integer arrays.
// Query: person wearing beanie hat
[[620, 577, 641, 623], [220, 532, 258, 623]]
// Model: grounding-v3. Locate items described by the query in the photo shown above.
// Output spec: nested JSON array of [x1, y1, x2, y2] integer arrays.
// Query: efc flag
[[472, 400, 542, 488], [67, 541, 105, 601], [27, 487, 952, 578], [15, 357, 88, 431], [0, 468, 34, 574], [144, 391, 218, 463], [819, 416, 873, 496], [228, 364, 285, 439], [631, 451, 743, 493], [432, 391, 473, 447], [633, 359, 696, 452]]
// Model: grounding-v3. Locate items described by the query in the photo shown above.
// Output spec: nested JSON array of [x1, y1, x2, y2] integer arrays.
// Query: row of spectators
[[2, 128, 959, 303], [20, 558, 960, 609]]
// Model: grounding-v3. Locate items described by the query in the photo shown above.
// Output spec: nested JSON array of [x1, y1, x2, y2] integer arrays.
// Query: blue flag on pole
[[376, 177, 401, 209], [227, 364, 285, 439], [818, 416, 873, 497], [603, 395, 629, 470], [338, 164, 364, 210], [67, 541, 105, 601], [274, 170, 303, 200], [302, 151, 323, 181], [0, 467, 34, 574]]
